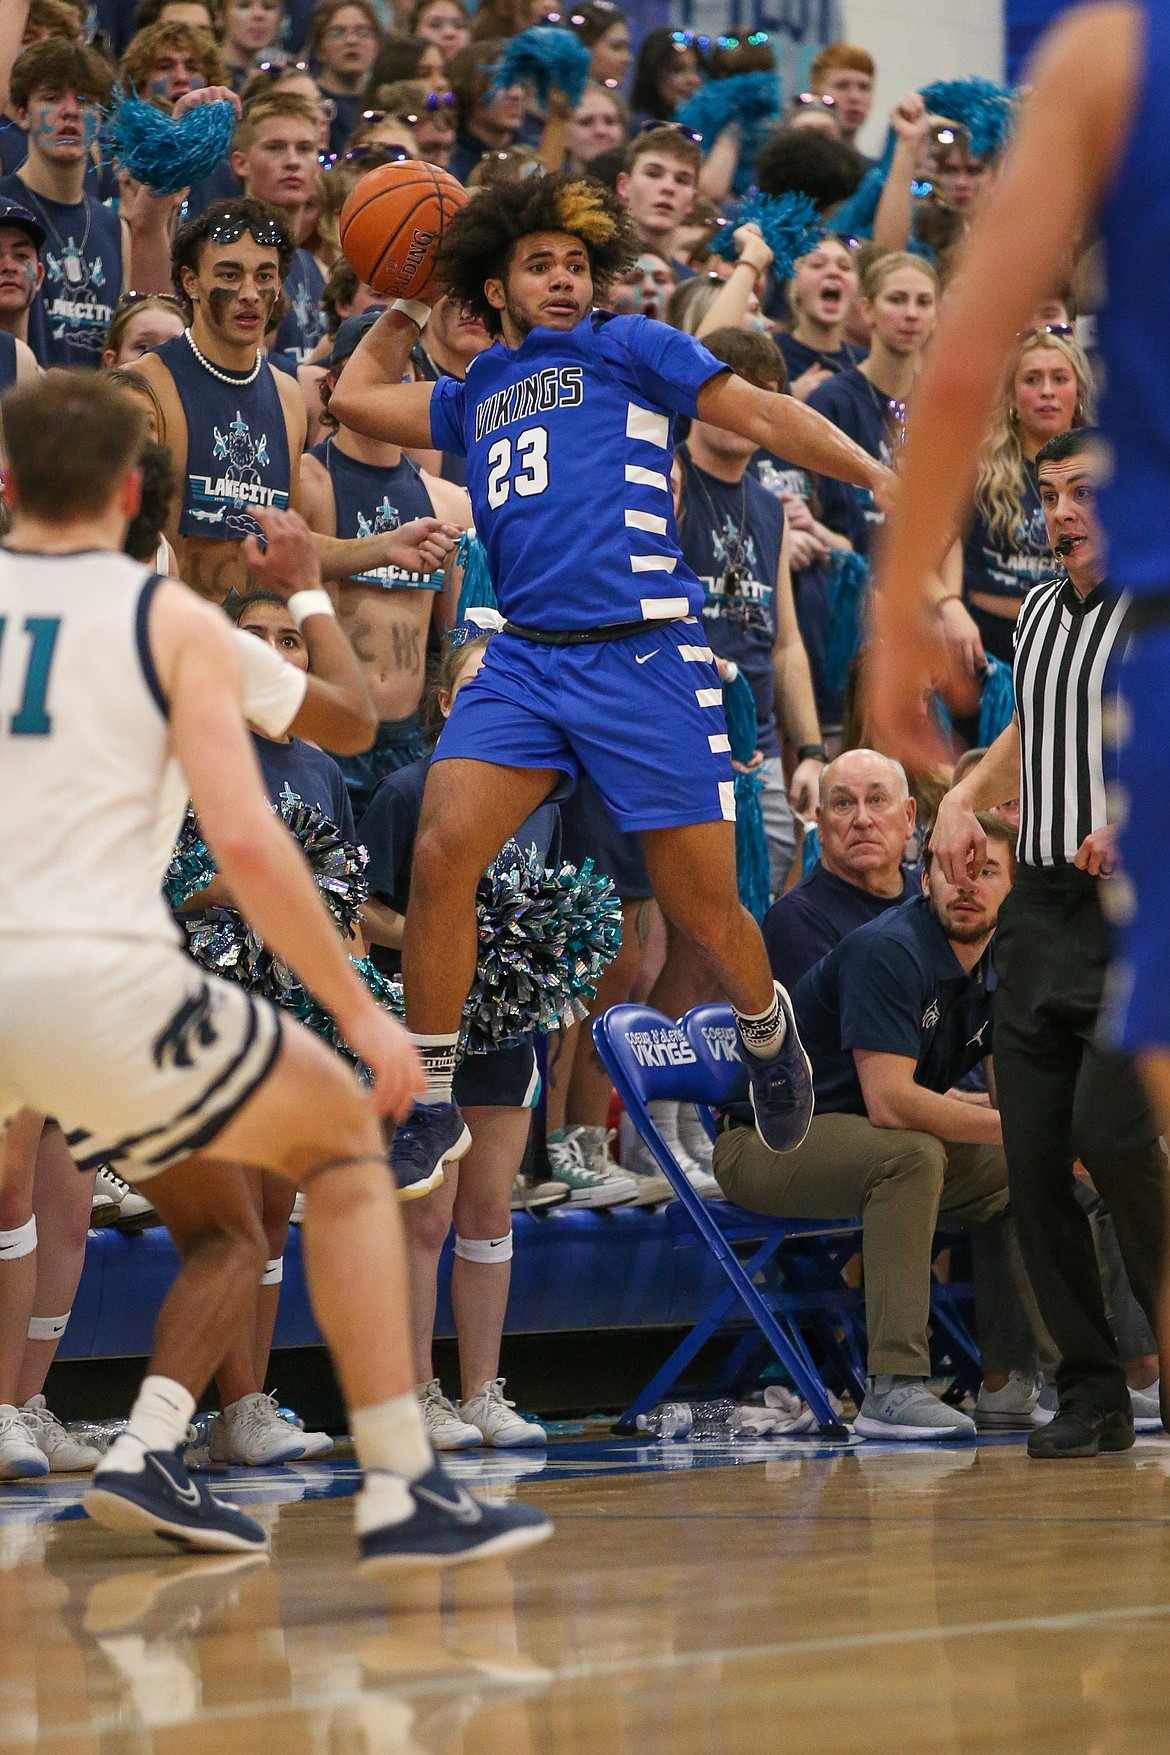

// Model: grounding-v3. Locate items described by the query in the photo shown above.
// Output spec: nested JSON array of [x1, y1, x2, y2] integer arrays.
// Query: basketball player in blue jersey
[[331, 175, 894, 1190], [134, 199, 461, 607], [0, 371, 550, 1565], [301, 311, 473, 816], [864, 3, 1170, 1350]]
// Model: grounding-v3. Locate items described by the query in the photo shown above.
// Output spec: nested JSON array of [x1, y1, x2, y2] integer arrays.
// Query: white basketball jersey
[[0, 549, 181, 943]]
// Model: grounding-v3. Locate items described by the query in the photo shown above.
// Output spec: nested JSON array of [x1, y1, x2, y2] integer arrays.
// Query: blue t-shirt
[[792, 893, 997, 1116], [276, 246, 326, 361], [962, 463, 1052, 609], [806, 365, 892, 559], [0, 177, 123, 368], [679, 447, 785, 756], [764, 860, 919, 991], [429, 310, 726, 631], [776, 332, 864, 386], [253, 733, 356, 841]]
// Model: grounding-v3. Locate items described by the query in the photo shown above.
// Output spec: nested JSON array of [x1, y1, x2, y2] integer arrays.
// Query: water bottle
[[688, 1399, 746, 1440], [635, 1402, 694, 1439]]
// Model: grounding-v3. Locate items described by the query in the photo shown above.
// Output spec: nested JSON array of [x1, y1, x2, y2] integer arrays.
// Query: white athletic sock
[[101, 1375, 195, 1473], [411, 1032, 459, 1105], [351, 1390, 433, 1483], [735, 991, 786, 1059]]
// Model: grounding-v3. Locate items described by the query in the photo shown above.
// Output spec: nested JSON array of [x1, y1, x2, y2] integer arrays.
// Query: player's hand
[[734, 222, 773, 276], [938, 595, 986, 678], [788, 756, 824, 817], [382, 517, 460, 575], [865, 589, 958, 773], [890, 91, 928, 145], [931, 787, 989, 887], [242, 508, 324, 598], [173, 85, 243, 120], [1073, 826, 1118, 877], [344, 1006, 426, 1121]]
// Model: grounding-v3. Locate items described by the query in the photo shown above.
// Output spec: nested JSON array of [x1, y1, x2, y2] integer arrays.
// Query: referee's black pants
[[993, 863, 1167, 1416]]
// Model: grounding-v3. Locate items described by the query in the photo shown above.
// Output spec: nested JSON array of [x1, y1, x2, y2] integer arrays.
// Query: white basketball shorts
[[0, 936, 282, 1183]]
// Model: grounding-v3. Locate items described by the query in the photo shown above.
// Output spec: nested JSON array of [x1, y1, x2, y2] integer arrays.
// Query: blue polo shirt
[[791, 893, 997, 1117], [764, 860, 920, 990]]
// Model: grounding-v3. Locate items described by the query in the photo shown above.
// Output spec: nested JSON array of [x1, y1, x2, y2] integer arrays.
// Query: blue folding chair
[[593, 1003, 862, 1437]]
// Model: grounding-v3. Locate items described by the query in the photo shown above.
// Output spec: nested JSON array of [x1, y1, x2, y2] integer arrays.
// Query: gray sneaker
[[545, 1128, 637, 1208], [975, 1370, 1042, 1431], [854, 1377, 977, 1442]]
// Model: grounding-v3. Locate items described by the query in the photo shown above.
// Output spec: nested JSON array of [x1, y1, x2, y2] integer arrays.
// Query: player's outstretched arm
[[695, 371, 894, 502], [867, 3, 1139, 762], [328, 308, 440, 448], [152, 583, 423, 1117], [240, 506, 377, 755]]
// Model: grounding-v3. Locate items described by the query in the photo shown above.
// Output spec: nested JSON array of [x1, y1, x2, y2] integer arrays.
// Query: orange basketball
[[339, 160, 468, 300]]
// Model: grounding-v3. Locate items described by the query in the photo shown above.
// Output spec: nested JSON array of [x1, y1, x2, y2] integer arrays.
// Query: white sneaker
[[974, 1371, 1043, 1432], [684, 1164, 721, 1198], [545, 1129, 637, 1208], [275, 1406, 334, 1458], [676, 1104, 716, 1174], [460, 1378, 546, 1448], [418, 1378, 482, 1451], [208, 1392, 308, 1466], [854, 1378, 977, 1442], [1130, 1380, 1163, 1433], [92, 1168, 155, 1228], [0, 1403, 49, 1479], [622, 1114, 719, 1197], [21, 1395, 101, 1472]]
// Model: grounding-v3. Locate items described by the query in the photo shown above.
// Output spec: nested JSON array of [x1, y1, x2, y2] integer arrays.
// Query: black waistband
[[1124, 592, 1170, 636], [502, 617, 678, 647], [1011, 860, 1099, 893]]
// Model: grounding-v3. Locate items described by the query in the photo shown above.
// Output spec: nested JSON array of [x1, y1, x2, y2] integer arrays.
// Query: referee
[[932, 426, 1166, 1459]]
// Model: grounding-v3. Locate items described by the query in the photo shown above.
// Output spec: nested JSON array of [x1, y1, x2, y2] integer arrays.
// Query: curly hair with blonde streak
[[974, 329, 1095, 544]]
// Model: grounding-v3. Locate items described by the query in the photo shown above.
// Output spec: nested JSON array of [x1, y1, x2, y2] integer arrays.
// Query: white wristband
[[287, 588, 335, 625], [391, 297, 431, 330]]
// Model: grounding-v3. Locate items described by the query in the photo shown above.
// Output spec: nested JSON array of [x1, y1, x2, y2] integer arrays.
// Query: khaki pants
[[713, 1113, 1012, 1378]]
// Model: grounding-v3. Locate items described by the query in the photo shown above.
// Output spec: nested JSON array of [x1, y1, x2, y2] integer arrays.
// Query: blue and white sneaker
[[390, 1102, 471, 1200], [83, 1444, 269, 1554], [357, 1462, 552, 1574], [744, 982, 814, 1154]]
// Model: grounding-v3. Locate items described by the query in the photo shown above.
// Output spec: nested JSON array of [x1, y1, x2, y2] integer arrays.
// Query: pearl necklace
[[185, 327, 263, 386]]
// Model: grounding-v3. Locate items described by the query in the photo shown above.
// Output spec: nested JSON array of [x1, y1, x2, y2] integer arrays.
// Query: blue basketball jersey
[[0, 178, 122, 368], [428, 311, 726, 631], [310, 437, 443, 590], [156, 333, 291, 542], [1097, 0, 1170, 594]]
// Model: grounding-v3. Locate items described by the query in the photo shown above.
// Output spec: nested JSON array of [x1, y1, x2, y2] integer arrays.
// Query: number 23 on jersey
[[486, 426, 550, 509]]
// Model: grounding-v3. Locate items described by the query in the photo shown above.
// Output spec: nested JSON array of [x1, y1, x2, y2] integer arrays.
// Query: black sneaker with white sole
[[84, 1444, 269, 1553], [358, 1462, 552, 1573]]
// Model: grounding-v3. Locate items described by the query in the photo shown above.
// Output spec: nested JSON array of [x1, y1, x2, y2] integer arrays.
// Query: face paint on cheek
[[207, 286, 240, 327], [30, 104, 54, 148], [149, 77, 169, 97], [189, 74, 206, 90]]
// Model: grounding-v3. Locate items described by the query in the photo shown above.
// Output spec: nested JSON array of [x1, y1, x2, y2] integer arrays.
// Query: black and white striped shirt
[[1013, 574, 1130, 867]]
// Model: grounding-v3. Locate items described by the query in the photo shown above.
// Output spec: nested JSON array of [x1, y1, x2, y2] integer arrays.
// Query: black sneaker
[[744, 983, 815, 1154], [389, 1102, 470, 1200], [358, 1462, 552, 1574], [1026, 1406, 1135, 1459], [84, 1444, 269, 1552]]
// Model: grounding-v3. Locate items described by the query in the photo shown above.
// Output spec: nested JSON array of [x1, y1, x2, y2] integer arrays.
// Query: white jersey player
[[0, 370, 551, 1567]]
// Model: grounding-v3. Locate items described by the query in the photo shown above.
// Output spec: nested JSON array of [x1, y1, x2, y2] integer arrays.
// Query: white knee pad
[[28, 1311, 69, 1341], [454, 1232, 513, 1264], [260, 1256, 284, 1287], [0, 1216, 37, 1261]]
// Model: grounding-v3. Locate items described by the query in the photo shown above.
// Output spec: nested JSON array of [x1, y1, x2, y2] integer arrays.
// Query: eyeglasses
[[670, 29, 708, 50], [634, 119, 703, 143], [207, 213, 287, 246], [321, 22, 378, 40], [114, 290, 184, 311], [1020, 322, 1074, 342], [320, 145, 412, 166], [713, 30, 769, 47], [254, 56, 311, 78], [794, 90, 836, 110]]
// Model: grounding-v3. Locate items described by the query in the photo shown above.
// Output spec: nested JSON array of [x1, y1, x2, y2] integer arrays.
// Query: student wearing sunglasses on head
[[131, 198, 460, 607]]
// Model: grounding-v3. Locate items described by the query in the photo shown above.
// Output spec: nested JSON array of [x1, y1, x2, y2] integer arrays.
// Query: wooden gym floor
[[4, 1430, 1170, 1754]]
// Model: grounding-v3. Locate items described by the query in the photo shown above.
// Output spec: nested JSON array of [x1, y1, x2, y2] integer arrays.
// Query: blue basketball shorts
[[1100, 621, 1170, 1053], [433, 618, 736, 832]]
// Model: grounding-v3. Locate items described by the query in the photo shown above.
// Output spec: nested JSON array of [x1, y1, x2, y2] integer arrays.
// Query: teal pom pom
[[709, 190, 822, 282], [823, 550, 870, 696], [735, 768, 770, 920], [489, 27, 591, 109], [977, 653, 1015, 745], [455, 528, 497, 619], [721, 667, 757, 765], [103, 88, 237, 194], [163, 812, 216, 908], [919, 78, 1014, 161], [677, 72, 781, 195], [801, 821, 821, 877], [829, 162, 887, 241]]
